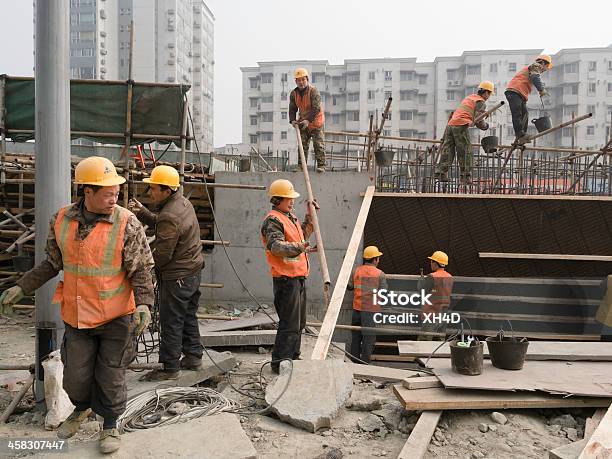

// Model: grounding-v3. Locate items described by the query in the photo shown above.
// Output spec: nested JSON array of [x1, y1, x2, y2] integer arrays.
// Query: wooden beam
[[480, 252, 612, 262], [393, 386, 612, 411], [585, 409, 608, 438], [370, 192, 612, 202], [348, 363, 425, 382], [579, 404, 612, 458], [402, 376, 442, 390], [200, 283, 224, 289], [398, 411, 442, 459], [311, 185, 375, 360]]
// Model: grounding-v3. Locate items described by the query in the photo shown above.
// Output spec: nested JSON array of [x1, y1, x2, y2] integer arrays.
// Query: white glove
[[0, 286, 25, 314], [128, 199, 143, 213], [132, 305, 151, 335]]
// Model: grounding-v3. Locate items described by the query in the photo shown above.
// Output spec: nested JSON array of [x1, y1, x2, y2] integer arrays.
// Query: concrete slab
[[37, 413, 256, 459], [265, 359, 353, 433]]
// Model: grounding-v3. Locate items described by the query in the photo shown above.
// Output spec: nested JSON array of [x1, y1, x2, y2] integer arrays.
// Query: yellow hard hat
[[536, 54, 553, 69], [268, 179, 300, 198], [363, 246, 383, 260], [478, 81, 495, 93], [294, 67, 309, 79], [74, 156, 126, 186], [143, 165, 180, 189], [428, 250, 449, 267]]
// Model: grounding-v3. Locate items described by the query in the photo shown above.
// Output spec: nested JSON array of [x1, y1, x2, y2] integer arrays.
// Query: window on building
[[120, 8, 131, 15], [565, 62, 578, 73], [348, 92, 360, 102], [261, 132, 273, 142], [368, 71, 376, 81], [249, 78, 259, 89], [608, 82, 612, 92], [490, 63, 498, 73], [384, 71, 392, 81], [563, 106, 577, 116], [332, 95, 337, 106], [562, 127, 572, 137], [400, 71, 413, 81], [399, 130, 414, 137], [347, 73, 360, 82], [588, 61, 597, 71], [447, 70, 457, 80], [587, 126, 595, 136], [261, 96, 273, 103], [400, 111, 413, 121], [260, 112, 273, 122], [400, 90, 413, 101], [383, 130, 391, 136], [418, 94, 427, 104], [508, 63, 517, 73], [570, 84, 579, 95], [281, 131, 287, 140], [588, 82, 596, 95], [70, 67, 80, 78], [332, 114, 341, 124], [261, 74, 272, 84], [249, 134, 258, 144], [387, 112, 392, 121], [250, 115, 257, 126], [384, 91, 392, 100], [249, 98, 258, 108], [347, 111, 359, 122], [466, 65, 481, 75], [418, 113, 427, 122], [281, 73, 288, 82], [609, 61, 612, 71], [332, 76, 342, 87], [446, 90, 455, 101], [507, 126, 515, 137], [281, 111, 287, 120], [281, 91, 287, 100], [587, 104, 596, 115], [367, 90, 375, 100], [82, 48, 94, 57], [418, 74, 427, 85], [79, 67, 95, 79]]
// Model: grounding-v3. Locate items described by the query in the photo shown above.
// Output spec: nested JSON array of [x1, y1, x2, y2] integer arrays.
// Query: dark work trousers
[[505, 90, 529, 138], [158, 272, 203, 371], [349, 309, 377, 363], [61, 315, 136, 425], [272, 277, 306, 369]]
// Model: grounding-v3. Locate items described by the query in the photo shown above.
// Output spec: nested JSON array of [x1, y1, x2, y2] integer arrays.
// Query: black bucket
[[532, 116, 552, 133], [481, 135, 499, 153], [449, 340, 484, 376], [239, 158, 251, 172], [374, 149, 395, 167], [13, 255, 34, 273], [486, 335, 529, 370]]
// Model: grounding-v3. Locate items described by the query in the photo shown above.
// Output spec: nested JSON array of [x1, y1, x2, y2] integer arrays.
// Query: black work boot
[[139, 369, 180, 382], [180, 354, 203, 370]]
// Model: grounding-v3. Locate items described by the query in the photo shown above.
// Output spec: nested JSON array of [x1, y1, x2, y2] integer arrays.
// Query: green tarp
[[1, 76, 189, 147]]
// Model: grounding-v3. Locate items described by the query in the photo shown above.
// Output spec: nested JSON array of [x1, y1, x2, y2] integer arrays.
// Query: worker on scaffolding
[[128, 165, 205, 381], [261, 179, 316, 373], [435, 81, 494, 184], [289, 68, 327, 172], [0, 156, 154, 454], [347, 246, 387, 363], [596, 275, 612, 342], [417, 251, 454, 341], [505, 54, 553, 145]]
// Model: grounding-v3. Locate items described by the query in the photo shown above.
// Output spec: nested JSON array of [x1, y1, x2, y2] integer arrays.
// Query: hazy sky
[[1, 0, 611, 147]]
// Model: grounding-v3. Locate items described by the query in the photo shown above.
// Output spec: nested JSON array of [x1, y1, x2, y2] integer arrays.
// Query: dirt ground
[[0, 311, 592, 458]]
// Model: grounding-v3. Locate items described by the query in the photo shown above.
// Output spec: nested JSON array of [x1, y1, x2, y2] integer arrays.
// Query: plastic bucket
[[486, 336, 529, 370], [481, 136, 499, 153], [532, 116, 552, 133], [449, 340, 484, 376], [239, 158, 251, 172], [375, 149, 395, 167]]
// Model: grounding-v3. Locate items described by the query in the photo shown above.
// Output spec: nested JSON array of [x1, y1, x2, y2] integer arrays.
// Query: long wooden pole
[[294, 125, 330, 304], [0, 373, 34, 423], [122, 21, 135, 207]]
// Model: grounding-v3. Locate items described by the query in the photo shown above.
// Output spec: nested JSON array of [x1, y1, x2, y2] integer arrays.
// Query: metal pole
[[293, 125, 331, 304], [179, 97, 189, 186], [34, 0, 71, 402], [0, 75, 6, 185]]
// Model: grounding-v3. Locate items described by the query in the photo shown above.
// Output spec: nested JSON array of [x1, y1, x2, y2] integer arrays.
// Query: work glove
[[132, 305, 151, 336], [291, 121, 299, 128], [0, 286, 25, 315], [306, 199, 320, 216], [299, 120, 310, 129], [127, 198, 143, 213]]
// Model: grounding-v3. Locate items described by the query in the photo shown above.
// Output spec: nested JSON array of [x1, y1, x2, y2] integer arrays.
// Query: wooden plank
[[370, 354, 416, 362], [200, 330, 276, 347], [198, 312, 278, 333], [311, 185, 375, 360], [393, 385, 612, 411], [579, 404, 612, 458], [550, 439, 588, 459], [397, 411, 442, 459], [402, 376, 442, 390], [480, 252, 612, 262], [348, 363, 425, 382], [428, 359, 612, 398], [584, 409, 608, 437], [371, 192, 612, 202], [398, 341, 612, 362]]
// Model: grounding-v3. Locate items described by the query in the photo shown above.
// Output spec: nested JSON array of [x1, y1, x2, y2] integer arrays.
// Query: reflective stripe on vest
[[507, 66, 532, 100], [52, 205, 136, 328], [294, 86, 325, 129], [448, 94, 485, 126], [261, 210, 309, 278], [353, 264, 383, 312], [423, 269, 454, 315]]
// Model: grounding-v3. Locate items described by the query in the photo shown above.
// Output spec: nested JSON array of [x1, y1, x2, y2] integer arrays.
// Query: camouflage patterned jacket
[[18, 199, 155, 306], [261, 207, 314, 258], [506, 62, 547, 98], [289, 85, 322, 124]]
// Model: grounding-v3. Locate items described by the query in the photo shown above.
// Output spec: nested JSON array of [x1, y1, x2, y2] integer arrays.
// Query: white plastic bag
[[42, 349, 74, 430]]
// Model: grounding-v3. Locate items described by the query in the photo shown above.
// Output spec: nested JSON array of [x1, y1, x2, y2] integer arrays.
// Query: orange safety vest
[[448, 94, 485, 126], [52, 205, 136, 329], [353, 264, 384, 312], [261, 210, 309, 278], [507, 66, 532, 101], [423, 269, 454, 315], [294, 86, 325, 130]]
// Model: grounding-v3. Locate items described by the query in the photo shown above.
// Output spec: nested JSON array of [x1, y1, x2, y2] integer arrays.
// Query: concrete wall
[[200, 171, 371, 316]]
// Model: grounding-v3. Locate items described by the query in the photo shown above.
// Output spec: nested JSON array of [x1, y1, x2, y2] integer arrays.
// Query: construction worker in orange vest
[[0, 157, 154, 454], [435, 81, 494, 183], [289, 68, 326, 172], [260, 179, 317, 373], [417, 251, 454, 341], [505, 54, 553, 145], [347, 246, 387, 363]]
